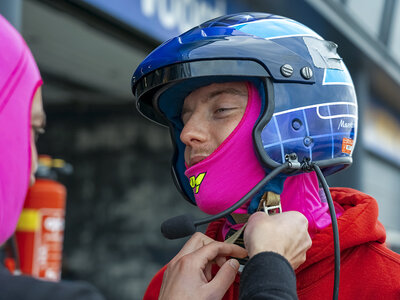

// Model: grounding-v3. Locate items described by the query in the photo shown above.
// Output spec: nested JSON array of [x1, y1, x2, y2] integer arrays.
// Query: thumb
[[207, 259, 239, 298]]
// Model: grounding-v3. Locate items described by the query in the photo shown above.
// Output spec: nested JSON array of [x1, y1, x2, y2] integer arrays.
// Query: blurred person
[[0, 13, 310, 300], [0, 13, 105, 299], [132, 12, 400, 300]]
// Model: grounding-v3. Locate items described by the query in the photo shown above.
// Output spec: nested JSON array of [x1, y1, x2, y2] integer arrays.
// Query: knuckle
[[209, 240, 222, 250], [249, 211, 264, 222], [210, 241, 229, 254], [299, 214, 308, 224], [192, 232, 204, 240], [178, 254, 193, 268], [294, 211, 306, 219], [166, 260, 178, 273]]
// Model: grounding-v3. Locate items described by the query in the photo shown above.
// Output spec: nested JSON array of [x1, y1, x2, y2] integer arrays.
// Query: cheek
[[215, 116, 243, 145], [183, 148, 190, 165]]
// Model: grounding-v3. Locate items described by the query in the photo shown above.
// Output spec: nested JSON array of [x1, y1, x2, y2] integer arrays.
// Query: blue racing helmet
[[131, 12, 358, 204]]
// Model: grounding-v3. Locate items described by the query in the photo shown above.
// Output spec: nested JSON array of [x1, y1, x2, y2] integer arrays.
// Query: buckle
[[259, 191, 282, 215], [263, 201, 282, 215]]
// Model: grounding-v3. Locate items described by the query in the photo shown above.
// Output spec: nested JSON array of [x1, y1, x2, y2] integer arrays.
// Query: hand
[[243, 211, 312, 270], [159, 232, 247, 300]]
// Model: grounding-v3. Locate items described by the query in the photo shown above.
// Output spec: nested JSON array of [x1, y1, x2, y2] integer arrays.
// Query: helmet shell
[[132, 13, 357, 204]]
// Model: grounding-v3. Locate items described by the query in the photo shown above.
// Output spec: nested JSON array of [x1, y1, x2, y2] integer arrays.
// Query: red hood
[[297, 187, 386, 273], [206, 187, 386, 255], [145, 188, 397, 300], [205, 187, 387, 287]]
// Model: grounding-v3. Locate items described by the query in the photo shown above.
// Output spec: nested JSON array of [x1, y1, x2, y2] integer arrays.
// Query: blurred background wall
[[1, 0, 400, 299]]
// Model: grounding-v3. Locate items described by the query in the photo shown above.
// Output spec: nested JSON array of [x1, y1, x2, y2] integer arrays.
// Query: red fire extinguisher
[[15, 155, 72, 281]]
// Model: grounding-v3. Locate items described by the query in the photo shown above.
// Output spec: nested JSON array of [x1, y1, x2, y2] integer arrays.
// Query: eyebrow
[[207, 87, 247, 100], [181, 87, 247, 116]]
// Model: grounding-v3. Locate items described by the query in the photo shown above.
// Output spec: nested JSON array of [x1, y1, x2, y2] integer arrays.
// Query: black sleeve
[[0, 267, 105, 300], [239, 251, 298, 300]]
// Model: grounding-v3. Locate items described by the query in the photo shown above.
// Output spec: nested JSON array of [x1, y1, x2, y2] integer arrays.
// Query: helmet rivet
[[303, 136, 313, 147], [292, 119, 302, 130], [280, 64, 293, 77], [301, 67, 313, 79]]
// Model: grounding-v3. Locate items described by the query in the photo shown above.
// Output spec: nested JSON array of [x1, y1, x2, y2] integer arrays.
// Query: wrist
[[249, 246, 284, 258]]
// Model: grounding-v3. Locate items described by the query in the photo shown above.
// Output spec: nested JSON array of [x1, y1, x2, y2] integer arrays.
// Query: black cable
[[194, 162, 290, 226], [161, 162, 291, 239], [312, 163, 340, 300]]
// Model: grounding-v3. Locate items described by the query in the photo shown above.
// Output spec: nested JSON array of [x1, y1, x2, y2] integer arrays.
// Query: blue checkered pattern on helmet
[[262, 102, 357, 165]]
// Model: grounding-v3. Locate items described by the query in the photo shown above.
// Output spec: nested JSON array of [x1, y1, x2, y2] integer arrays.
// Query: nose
[[180, 113, 208, 147]]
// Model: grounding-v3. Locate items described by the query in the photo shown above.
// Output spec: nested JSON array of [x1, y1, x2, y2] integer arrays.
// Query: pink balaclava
[[0, 15, 43, 245], [281, 171, 344, 238], [184, 82, 265, 215], [184, 81, 342, 237]]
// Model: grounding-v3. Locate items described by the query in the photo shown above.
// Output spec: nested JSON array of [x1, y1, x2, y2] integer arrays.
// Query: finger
[[205, 263, 212, 282], [171, 232, 215, 263], [215, 256, 227, 268], [185, 241, 246, 274], [206, 259, 239, 299], [194, 242, 247, 265], [180, 232, 215, 255], [244, 211, 269, 239], [249, 211, 270, 221]]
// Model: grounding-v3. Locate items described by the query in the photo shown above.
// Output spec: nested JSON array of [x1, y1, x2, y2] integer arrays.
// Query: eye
[[181, 112, 191, 125], [215, 107, 236, 114], [32, 126, 45, 142], [216, 108, 229, 113]]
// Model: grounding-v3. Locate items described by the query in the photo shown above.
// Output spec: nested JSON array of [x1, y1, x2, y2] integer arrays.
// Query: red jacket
[[143, 188, 400, 300]]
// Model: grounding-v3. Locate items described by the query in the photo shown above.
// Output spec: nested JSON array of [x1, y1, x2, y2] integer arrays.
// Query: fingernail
[[229, 259, 239, 270]]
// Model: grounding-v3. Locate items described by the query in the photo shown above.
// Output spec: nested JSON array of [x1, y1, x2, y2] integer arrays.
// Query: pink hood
[[0, 15, 42, 244]]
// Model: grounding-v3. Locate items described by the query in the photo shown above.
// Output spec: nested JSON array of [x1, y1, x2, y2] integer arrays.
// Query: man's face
[[30, 86, 46, 186], [180, 82, 248, 167]]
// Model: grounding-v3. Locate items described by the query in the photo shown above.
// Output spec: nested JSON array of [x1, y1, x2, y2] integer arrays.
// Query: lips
[[188, 155, 209, 167]]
